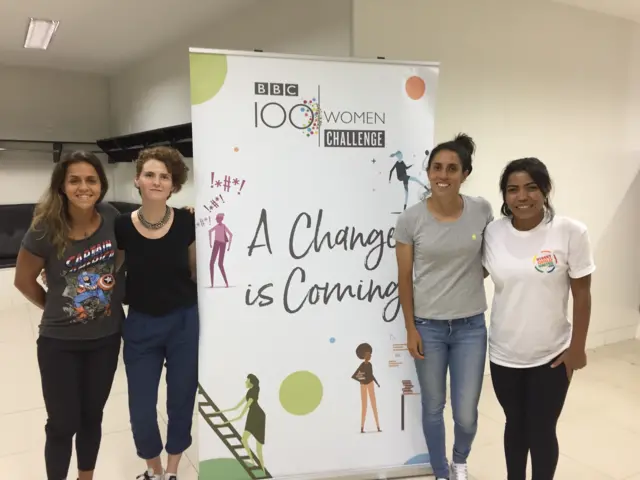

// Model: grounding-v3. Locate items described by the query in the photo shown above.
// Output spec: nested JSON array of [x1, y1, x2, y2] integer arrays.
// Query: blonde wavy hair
[[31, 151, 109, 258]]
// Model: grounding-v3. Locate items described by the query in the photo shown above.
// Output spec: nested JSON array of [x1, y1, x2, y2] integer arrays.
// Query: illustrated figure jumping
[[208, 213, 233, 287], [389, 150, 430, 210]]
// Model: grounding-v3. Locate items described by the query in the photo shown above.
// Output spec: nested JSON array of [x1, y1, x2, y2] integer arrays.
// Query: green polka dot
[[199, 459, 247, 479], [189, 53, 228, 106], [279, 371, 323, 416], [199, 458, 264, 480]]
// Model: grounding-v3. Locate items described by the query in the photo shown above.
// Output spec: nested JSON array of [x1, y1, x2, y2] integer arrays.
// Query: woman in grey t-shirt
[[14, 151, 125, 480], [394, 134, 493, 480]]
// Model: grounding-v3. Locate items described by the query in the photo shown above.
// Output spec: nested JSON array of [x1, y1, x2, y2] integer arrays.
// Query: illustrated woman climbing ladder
[[219, 374, 266, 470], [352, 343, 382, 433]]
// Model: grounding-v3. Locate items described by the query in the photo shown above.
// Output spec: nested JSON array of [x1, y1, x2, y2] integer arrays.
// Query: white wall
[[0, 66, 112, 204], [353, 0, 640, 347], [629, 27, 640, 343], [20, 0, 634, 345], [108, 0, 353, 206], [109, 0, 352, 136]]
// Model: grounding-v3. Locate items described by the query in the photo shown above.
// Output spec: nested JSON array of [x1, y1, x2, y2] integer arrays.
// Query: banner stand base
[[275, 464, 432, 480]]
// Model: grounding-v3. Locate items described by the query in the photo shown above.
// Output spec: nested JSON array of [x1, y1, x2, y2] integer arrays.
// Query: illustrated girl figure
[[220, 374, 266, 470], [208, 213, 233, 287], [351, 343, 381, 433]]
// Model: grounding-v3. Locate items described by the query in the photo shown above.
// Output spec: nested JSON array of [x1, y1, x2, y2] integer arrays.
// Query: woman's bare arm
[[115, 249, 125, 272], [188, 241, 197, 282], [14, 248, 47, 309], [396, 241, 415, 330]]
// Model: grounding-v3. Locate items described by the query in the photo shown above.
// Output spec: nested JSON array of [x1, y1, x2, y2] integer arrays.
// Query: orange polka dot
[[406, 76, 426, 100]]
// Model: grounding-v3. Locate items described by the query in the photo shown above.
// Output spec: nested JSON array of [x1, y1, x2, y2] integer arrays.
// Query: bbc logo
[[254, 82, 299, 96]]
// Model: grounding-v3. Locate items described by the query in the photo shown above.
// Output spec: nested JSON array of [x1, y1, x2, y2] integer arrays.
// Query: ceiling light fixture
[[24, 18, 60, 50]]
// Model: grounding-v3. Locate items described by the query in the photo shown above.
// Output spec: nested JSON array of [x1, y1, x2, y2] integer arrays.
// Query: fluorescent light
[[24, 18, 60, 50]]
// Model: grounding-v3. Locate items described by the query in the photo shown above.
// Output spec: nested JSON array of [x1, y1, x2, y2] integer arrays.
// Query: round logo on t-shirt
[[532, 250, 558, 273], [98, 273, 116, 291]]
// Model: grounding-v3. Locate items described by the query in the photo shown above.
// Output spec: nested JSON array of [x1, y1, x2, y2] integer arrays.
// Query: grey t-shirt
[[394, 195, 493, 320], [22, 202, 125, 340]]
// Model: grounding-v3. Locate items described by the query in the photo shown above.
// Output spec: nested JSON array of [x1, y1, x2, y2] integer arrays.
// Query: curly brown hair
[[135, 146, 189, 194], [355, 343, 373, 359]]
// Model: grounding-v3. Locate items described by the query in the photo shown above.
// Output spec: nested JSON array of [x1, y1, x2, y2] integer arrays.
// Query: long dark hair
[[499, 157, 555, 221], [426, 133, 476, 174], [31, 151, 108, 257], [247, 373, 260, 398]]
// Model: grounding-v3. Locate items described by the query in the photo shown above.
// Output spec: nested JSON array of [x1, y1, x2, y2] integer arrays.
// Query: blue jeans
[[123, 304, 199, 459], [414, 313, 487, 479]]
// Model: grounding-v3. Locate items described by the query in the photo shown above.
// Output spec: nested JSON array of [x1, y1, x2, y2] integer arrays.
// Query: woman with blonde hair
[[114, 146, 198, 480], [14, 151, 124, 480]]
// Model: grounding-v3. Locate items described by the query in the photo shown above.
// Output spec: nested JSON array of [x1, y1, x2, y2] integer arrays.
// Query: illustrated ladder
[[197, 384, 272, 479]]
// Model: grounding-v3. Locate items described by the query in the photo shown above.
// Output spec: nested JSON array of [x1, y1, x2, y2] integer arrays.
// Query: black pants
[[490, 358, 571, 480], [37, 333, 121, 480]]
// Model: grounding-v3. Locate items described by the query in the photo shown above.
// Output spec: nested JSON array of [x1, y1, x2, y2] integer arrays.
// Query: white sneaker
[[450, 461, 468, 480], [136, 469, 163, 480]]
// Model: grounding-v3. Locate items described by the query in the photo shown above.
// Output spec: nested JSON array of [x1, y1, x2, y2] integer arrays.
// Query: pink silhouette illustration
[[208, 213, 233, 288]]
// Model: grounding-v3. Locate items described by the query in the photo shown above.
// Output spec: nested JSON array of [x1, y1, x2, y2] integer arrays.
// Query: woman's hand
[[551, 348, 587, 381], [183, 206, 195, 214], [407, 326, 424, 360]]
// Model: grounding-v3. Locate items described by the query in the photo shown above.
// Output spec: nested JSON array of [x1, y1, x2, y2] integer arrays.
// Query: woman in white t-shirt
[[483, 157, 595, 480]]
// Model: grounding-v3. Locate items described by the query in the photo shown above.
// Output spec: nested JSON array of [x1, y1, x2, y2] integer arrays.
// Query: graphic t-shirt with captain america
[[21, 202, 125, 340]]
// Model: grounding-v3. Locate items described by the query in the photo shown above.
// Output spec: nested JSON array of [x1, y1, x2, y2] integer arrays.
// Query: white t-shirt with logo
[[482, 215, 596, 368]]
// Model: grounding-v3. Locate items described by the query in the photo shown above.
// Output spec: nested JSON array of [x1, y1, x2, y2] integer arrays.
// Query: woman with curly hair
[[114, 147, 198, 480], [351, 343, 381, 433]]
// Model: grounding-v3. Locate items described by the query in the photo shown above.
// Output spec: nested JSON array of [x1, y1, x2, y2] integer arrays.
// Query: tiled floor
[[1, 267, 639, 480]]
